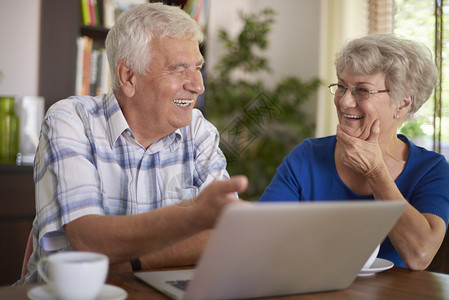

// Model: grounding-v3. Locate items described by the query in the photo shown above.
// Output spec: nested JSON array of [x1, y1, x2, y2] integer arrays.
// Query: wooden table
[[2, 267, 449, 299]]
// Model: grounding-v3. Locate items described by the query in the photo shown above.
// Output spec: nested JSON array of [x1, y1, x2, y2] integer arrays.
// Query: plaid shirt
[[18, 93, 228, 284]]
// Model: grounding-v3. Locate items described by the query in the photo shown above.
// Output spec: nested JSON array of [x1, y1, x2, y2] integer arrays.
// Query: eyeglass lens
[[330, 85, 370, 100]]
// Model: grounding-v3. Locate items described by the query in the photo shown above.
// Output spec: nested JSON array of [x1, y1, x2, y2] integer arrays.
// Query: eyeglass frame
[[328, 83, 390, 101]]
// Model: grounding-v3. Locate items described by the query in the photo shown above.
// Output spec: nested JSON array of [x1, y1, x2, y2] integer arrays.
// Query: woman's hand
[[336, 120, 386, 178]]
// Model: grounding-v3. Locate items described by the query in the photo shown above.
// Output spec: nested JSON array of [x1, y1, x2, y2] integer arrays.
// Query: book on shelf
[[99, 48, 112, 95], [80, 0, 92, 25], [75, 36, 111, 96], [82, 0, 209, 28], [81, 0, 101, 26], [103, 0, 147, 28], [89, 43, 100, 95], [182, 0, 209, 29]]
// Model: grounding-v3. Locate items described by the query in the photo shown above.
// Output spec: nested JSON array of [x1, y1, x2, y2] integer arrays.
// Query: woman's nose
[[338, 88, 357, 108]]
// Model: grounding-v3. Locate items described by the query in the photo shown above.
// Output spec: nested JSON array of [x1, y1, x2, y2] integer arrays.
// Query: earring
[[395, 114, 400, 119]]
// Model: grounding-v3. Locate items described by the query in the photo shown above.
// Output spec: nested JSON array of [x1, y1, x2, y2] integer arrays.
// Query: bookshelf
[[80, 25, 109, 41], [39, 0, 79, 111], [39, 0, 117, 111]]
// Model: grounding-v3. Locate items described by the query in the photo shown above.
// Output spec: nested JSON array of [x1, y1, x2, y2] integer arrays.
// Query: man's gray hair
[[105, 2, 204, 90]]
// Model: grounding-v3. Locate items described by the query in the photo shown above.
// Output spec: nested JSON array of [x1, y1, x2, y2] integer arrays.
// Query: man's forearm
[[65, 205, 205, 263], [65, 176, 247, 265], [109, 230, 211, 274], [140, 230, 211, 269]]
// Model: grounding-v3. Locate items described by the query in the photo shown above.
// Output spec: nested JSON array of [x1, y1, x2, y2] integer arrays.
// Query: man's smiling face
[[133, 36, 205, 136]]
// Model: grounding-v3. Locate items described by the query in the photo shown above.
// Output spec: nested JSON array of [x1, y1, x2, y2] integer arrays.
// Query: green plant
[[202, 8, 320, 200], [399, 117, 426, 138]]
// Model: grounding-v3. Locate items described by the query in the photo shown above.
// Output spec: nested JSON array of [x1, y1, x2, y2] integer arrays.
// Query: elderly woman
[[259, 34, 449, 270]]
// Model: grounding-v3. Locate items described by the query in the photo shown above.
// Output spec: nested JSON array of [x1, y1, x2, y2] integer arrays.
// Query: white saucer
[[358, 258, 394, 277], [27, 284, 128, 300]]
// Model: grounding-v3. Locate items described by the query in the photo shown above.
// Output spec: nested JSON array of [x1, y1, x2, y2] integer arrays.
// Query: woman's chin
[[345, 127, 371, 140]]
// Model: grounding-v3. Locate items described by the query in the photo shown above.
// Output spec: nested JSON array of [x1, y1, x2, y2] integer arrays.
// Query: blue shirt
[[259, 135, 449, 268], [18, 93, 229, 284]]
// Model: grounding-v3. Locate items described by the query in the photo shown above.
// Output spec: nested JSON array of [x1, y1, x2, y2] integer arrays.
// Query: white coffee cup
[[362, 244, 380, 270], [37, 251, 109, 300]]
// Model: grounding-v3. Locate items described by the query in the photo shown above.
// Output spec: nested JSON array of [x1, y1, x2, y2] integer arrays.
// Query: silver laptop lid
[[184, 201, 405, 300]]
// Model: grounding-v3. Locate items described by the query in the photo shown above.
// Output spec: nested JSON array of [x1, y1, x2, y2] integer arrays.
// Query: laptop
[[135, 201, 406, 300]]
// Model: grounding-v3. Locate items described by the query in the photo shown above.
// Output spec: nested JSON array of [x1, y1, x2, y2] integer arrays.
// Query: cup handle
[[37, 257, 51, 284]]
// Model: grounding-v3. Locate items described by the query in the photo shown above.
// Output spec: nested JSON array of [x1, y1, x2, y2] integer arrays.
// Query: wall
[[0, 1, 41, 97], [316, 0, 368, 137], [206, 0, 321, 119]]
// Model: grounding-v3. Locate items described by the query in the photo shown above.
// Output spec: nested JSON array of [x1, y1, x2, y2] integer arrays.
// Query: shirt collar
[[104, 92, 128, 148], [104, 92, 183, 151], [148, 129, 183, 153]]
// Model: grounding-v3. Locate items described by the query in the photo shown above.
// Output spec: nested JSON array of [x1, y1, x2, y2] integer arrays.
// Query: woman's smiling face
[[334, 70, 398, 140]]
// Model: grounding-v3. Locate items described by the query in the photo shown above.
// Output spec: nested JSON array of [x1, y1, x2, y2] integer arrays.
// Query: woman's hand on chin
[[336, 120, 385, 176]]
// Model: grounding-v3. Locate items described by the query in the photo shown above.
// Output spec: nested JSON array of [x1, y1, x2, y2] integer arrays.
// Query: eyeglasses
[[328, 83, 390, 101]]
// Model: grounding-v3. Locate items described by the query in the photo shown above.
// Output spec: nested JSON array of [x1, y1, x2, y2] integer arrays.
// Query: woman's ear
[[396, 95, 413, 118], [116, 60, 137, 98]]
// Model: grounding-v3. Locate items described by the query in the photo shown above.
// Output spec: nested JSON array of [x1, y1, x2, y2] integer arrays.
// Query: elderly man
[[18, 2, 247, 284]]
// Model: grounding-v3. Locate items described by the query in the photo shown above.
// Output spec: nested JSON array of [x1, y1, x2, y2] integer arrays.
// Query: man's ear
[[116, 60, 137, 98]]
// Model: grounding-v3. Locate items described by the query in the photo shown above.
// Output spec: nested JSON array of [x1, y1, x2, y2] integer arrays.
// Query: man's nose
[[185, 71, 205, 95]]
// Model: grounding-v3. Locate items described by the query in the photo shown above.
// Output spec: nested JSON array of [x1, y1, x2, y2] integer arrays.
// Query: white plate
[[358, 258, 394, 277], [27, 284, 128, 300]]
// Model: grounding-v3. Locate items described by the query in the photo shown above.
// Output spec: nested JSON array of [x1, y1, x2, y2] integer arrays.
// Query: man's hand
[[192, 175, 248, 229]]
